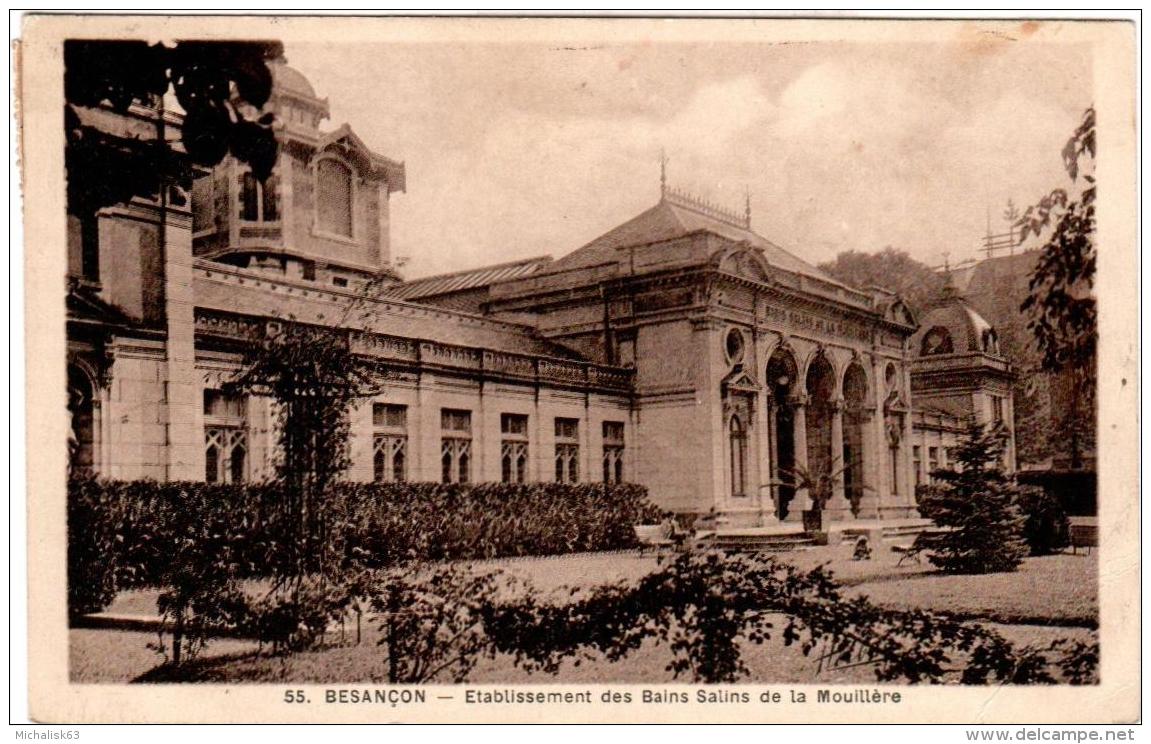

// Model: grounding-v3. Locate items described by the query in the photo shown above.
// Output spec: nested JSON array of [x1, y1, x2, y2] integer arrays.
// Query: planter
[[801, 509, 826, 533]]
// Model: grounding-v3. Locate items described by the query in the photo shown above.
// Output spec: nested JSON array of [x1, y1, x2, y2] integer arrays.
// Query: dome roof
[[913, 293, 1002, 358], [271, 61, 318, 99]]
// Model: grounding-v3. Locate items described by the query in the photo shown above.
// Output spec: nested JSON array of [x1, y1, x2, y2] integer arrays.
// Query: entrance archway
[[842, 362, 869, 516], [766, 348, 798, 519], [804, 353, 836, 496]]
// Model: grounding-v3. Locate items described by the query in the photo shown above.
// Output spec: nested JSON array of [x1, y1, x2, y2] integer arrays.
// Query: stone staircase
[[698, 529, 817, 553], [698, 518, 936, 553]]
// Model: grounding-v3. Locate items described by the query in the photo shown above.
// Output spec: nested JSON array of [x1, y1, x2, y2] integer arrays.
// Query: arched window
[[316, 159, 353, 237], [729, 415, 748, 498], [921, 326, 954, 356]]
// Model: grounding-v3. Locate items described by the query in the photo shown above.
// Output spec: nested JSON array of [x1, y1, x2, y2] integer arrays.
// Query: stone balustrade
[[195, 308, 634, 393]]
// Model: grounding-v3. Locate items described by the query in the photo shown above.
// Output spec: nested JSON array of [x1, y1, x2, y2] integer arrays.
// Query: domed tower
[[191, 59, 406, 288], [910, 278, 1016, 468]]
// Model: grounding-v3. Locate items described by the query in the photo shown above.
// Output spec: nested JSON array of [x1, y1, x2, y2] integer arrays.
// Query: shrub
[[367, 564, 513, 683], [244, 576, 355, 655], [65, 477, 660, 620], [483, 550, 1099, 685], [917, 424, 1029, 574], [1017, 486, 1071, 556], [66, 477, 120, 618]]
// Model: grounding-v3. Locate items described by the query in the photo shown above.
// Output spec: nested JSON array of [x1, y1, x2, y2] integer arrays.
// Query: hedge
[[67, 478, 661, 618]]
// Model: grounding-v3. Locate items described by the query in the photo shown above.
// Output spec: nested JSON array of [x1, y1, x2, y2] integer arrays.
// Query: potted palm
[[779, 457, 859, 533]]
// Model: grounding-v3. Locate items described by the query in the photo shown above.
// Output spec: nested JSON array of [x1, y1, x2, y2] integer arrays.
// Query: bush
[[482, 550, 1098, 684], [66, 477, 120, 619], [1017, 486, 1071, 556], [66, 477, 661, 619]]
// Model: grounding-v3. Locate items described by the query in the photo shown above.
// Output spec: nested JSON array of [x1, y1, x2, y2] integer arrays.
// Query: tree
[[818, 247, 945, 315], [917, 423, 1029, 574], [225, 320, 378, 577], [64, 40, 282, 218], [1016, 107, 1097, 469]]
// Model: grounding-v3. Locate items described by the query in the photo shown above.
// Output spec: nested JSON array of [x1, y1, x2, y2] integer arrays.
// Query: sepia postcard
[[17, 13, 1139, 724]]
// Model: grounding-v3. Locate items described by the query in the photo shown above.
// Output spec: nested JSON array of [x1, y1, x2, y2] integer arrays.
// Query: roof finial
[[659, 148, 668, 199], [744, 186, 751, 228]]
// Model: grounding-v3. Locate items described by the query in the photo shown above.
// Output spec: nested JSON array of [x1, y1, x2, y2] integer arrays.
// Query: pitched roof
[[382, 256, 553, 300], [542, 197, 847, 288]]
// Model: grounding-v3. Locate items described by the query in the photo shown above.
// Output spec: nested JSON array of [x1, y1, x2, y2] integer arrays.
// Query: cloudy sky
[[285, 35, 1091, 279]]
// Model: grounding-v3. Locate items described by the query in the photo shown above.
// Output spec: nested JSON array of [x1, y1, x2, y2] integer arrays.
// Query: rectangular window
[[602, 421, 625, 484], [373, 403, 407, 483], [913, 445, 923, 488], [442, 409, 472, 434], [374, 403, 407, 429], [555, 417, 580, 483], [332, 276, 349, 288], [203, 389, 247, 484], [441, 409, 472, 484], [239, 171, 279, 222], [928, 446, 940, 480], [501, 413, 530, 484]]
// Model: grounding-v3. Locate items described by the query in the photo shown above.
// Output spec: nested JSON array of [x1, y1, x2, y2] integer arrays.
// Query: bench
[[1070, 523, 1098, 555], [634, 524, 684, 555], [891, 530, 951, 566]]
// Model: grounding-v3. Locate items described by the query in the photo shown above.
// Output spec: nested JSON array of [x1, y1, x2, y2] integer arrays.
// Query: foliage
[[917, 424, 1030, 574], [66, 477, 120, 618], [482, 551, 1097, 684], [65, 40, 282, 217], [818, 247, 945, 316], [1017, 487, 1071, 556], [779, 457, 866, 514], [225, 321, 379, 576], [333, 482, 660, 566], [368, 564, 513, 683], [1016, 107, 1096, 469], [65, 478, 660, 622], [243, 576, 355, 655], [1017, 107, 1096, 376]]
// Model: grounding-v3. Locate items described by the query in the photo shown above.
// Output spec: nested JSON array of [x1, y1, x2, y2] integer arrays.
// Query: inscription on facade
[[761, 304, 871, 343]]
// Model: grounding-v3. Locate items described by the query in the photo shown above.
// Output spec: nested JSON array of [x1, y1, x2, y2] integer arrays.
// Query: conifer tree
[[917, 423, 1029, 574]]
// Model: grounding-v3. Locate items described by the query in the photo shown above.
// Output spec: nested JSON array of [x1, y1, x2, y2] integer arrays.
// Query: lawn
[[845, 553, 1098, 627], [71, 546, 1099, 684]]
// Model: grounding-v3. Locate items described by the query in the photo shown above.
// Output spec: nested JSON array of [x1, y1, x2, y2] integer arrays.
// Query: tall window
[[991, 396, 1005, 425], [203, 389, 247, 484], [80, 213, 100, 282], [928, 446, 940, 481], [373, 403, 407, 483], [554, 418, 580, 483], [501, 413, 529, 484], [602, 421, 625, 484], [316, 159, 353, 237], [239, 171, 279, 222], [441, 409, 472, 484], [729, 416, 748, 497], [913, 445, 923, 488], [890, 447, 900, 496]]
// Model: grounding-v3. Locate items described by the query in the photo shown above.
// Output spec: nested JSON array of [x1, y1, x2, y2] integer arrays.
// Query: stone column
[[858, 406, 880, 518], [826, 399, 848, 518], [758, 393, 777, 522], [791, 395, 809, 514], [161, 203, 203, 481]]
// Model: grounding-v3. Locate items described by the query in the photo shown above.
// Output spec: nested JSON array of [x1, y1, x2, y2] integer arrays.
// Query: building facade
[[66, 62, 1015, 525]]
